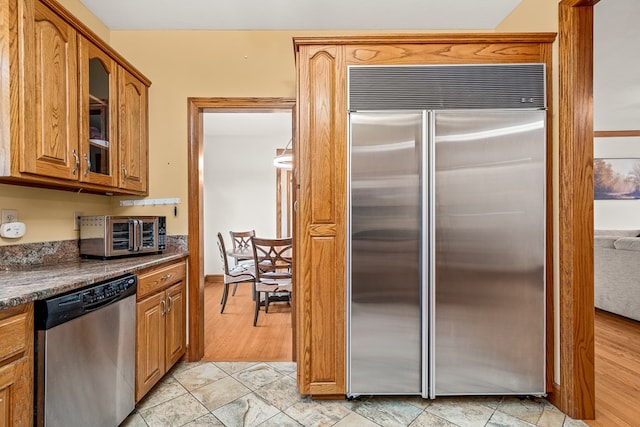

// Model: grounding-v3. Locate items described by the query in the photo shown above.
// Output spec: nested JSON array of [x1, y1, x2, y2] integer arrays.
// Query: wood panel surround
[[182, 9, 602, 418], [294, 33, 556, 398]]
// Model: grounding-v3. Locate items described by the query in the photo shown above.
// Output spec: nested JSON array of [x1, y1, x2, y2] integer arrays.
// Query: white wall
[[203, 112, 292, 275], [594, 0, 640, 229]]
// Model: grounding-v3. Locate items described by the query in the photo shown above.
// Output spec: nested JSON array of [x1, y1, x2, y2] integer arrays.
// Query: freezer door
[[348, 111, 425, 395], [434, 110, 546, 395]]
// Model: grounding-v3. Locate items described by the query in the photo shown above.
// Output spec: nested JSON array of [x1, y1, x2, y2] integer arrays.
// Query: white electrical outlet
[[1, 209, 18, 224], [74, 211, 83, 230]]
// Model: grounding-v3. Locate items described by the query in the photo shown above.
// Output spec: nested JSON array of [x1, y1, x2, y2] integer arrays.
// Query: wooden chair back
[[229, 230, 256, 257], [251, 237, 293, 282], [216, 232, 232, 275]]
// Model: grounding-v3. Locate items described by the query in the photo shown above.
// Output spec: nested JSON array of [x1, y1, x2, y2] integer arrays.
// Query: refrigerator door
[[348, 111, 425, 395], [434, 110, 546, 395]]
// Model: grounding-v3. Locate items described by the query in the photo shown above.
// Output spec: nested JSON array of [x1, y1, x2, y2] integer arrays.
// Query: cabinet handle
[[83, 153, 90, 177], [122, 164, 128, 183], [167, 295, 173, 313], [160, 273, 173, 281], [161, 298, 166, 316], [72, 149, 80, 175]]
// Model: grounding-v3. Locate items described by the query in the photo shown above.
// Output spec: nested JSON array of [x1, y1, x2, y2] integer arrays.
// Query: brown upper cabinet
[[0, 0, 151, 195], [293, 33, 556, 398]]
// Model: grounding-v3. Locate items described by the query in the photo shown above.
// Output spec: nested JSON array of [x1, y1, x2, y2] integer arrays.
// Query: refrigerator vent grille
[[349, 64, 546, 110]]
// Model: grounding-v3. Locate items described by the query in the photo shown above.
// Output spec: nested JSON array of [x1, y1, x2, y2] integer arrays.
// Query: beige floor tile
[[214, 361, 260, 375], [212, 392, 281, 427], [425, 398, 495, 427], [345, 396, 424, 426], [232, 363, 285, 390], [136, 375, 188, 410], [266, 361, 297, 375], [488, 410, 538, 426], [120, 411, 148, 427], [333, 412, 381, 427], [257, 412, 303, 427], [497, 397, 546, 424], [284, 399, 353, 426], [409, 411, 458, 427], [173, 362, 228, 391], [190, 376, 251, 411], [139, 393, 209, 427], [254, 375, 305, 411], [563, 417, 590, 427], [181, 413, 225, 426], [537, 405, 567, 427]]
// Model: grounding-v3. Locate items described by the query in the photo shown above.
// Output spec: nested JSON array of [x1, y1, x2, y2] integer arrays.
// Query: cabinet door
[[135, 292, 165, 403], [78, 36, 118, 187], [118, 67, 148, 193], [0, 362, 25, 427], [0, 386, 7, 426], [0, 304, 33, 427], [21, 1, 79, 180], [165, 282, 186, 369]]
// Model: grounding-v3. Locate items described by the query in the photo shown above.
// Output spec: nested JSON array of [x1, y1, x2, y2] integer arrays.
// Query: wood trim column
[[187, 98, 205, 361], [558, 0, 598, 420]]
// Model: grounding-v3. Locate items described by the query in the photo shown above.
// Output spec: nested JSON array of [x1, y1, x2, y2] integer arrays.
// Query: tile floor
[[122, 361, 589, 427]]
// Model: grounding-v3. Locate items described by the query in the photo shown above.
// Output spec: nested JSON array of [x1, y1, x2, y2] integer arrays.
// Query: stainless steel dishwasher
[[34, 273, 137, 427]]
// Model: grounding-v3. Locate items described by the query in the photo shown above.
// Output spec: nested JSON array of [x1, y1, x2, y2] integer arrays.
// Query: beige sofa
[[594, 229, 640, 321]]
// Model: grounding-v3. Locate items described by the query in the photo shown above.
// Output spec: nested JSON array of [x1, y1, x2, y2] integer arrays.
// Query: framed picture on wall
[[594, 158, 640, 200]]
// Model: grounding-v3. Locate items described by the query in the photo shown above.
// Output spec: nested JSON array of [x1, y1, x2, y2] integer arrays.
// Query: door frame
[[186, 97, 296, 361], [557, 0, 599, 420]]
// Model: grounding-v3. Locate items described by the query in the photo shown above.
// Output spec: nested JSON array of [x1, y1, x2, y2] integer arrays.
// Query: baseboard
[[205, 274, 223, 285]]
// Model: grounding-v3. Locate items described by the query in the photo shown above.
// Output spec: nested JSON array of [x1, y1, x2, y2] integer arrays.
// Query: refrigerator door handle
[[427, 110, 437, 399]]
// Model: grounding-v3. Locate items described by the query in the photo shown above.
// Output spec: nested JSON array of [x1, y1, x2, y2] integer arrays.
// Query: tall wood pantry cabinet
[[293, 33, 556, 398], [0, 0, 150, 195]]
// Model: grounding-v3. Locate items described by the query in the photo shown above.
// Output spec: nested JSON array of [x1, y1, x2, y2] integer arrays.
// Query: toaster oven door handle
[[135, 219, 142, 252], [128, 219, 142, 252], [128, 220, 136, 252], [137, 219, 143, 251]]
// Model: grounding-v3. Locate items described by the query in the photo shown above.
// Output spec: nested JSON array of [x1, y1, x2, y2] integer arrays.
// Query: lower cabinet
[[135, 260, 187, 403], [0, 303, 33, 427]]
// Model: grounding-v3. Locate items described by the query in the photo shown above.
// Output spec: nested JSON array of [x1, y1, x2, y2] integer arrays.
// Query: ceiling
[[78, 0, 522, 31]]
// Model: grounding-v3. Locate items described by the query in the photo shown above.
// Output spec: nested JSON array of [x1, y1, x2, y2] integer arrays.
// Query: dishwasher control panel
[[35, 274, 137, 330]]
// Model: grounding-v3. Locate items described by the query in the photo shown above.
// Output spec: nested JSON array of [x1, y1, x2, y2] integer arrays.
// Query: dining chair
[[217, 232, 255, 313], [228, 230, 256, 295], [250, 236, 293, 326]]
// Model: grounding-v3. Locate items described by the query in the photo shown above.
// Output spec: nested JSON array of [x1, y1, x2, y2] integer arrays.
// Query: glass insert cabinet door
[[79, 37, 118, 186]]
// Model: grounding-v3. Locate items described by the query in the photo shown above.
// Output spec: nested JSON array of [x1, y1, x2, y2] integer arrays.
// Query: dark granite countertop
[[0, 252, 188, 309]]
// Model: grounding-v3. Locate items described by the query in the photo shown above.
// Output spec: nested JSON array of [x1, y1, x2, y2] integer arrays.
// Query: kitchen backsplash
[[0, 235, 188, 269]]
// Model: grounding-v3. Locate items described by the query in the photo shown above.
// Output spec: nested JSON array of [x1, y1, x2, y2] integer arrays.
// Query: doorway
[[186, 97, 296, 362]]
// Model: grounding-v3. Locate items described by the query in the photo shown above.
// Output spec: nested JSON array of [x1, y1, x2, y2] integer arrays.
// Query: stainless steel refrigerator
[[347, 64, 546, 398]]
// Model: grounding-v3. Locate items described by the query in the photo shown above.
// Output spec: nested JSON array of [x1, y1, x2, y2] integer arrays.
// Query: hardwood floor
[[587, 309, 640, 427], [202, 281, 293, 361]]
